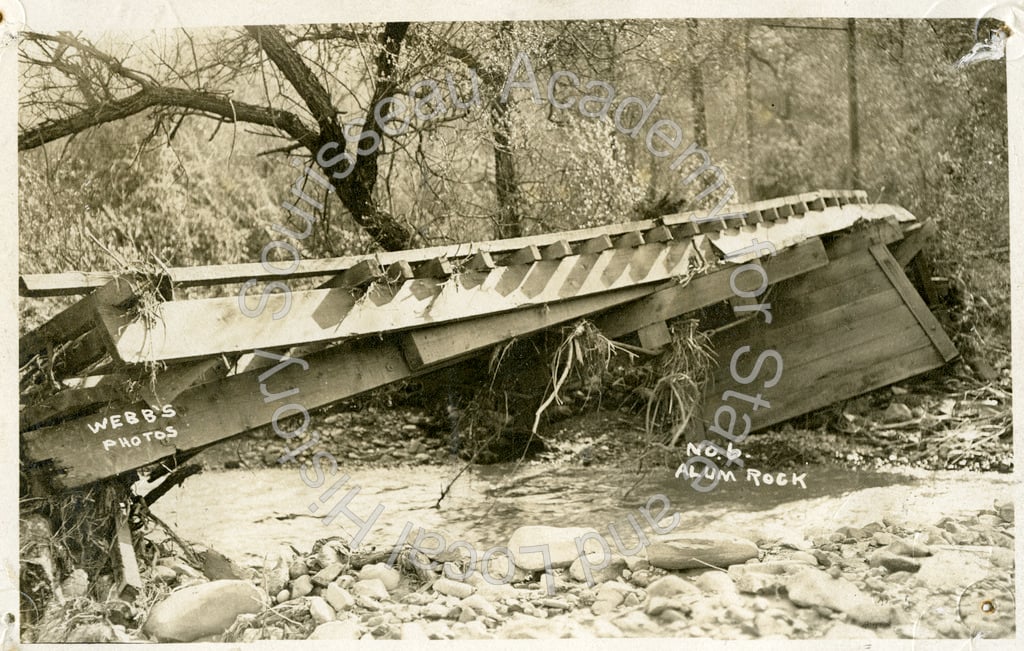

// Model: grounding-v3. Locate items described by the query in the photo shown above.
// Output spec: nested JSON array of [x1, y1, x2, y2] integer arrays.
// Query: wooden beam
[[869, 245, 958, 362], [578, 234, 613, 254], [826, 218, 905, 259], [540, 240, 573, 260], [136, 358, 229, 408], [642, 226, 674, 243], [595, 238, 828, 338], [319, 259, 382, 290], [19, 190, 874, 297], [91, 240, 703, 364], [386, 260, 415, 283], [502, 245, 542, 266], [614, 232, 645, 249], [415, 257, 454, 279], [20, 385, 122, 430], [893, 219, 937, 266], [20, 277, 137, 366], [637, 321, 672, 350], [401, 285, 656, 369], [116, 512, 143, 599], [23, 336, 423, 488], [465, 251, 495, 271]]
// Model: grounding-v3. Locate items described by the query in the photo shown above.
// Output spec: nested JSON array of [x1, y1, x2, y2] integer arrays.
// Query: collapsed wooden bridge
[[20, 190, 957, 491]]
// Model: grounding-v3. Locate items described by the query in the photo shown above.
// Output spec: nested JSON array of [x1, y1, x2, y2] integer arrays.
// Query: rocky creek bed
[[27, 500, 1015, 642]]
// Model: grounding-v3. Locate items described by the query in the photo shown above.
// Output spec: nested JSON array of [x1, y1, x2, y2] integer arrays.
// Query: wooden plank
[[22, 218, 685, 296], [782, 246, 882, 296], [48, 329, 110, 380], [579, 235, 613, 254], [893, 219, 937, 266], [707, 342, 942, 432], [637, 321, 672, 350], [415, 257, 454, 279], [825, 218, 904, 259], [761, 263, 894, 323], [869, 245, 959, 362], [710, 299, 920, 385], [464, 251, 495, 271], [20, 385, 121, 430], [386, 260, 415, 283], [710, 289, 906, 376], [94, 240, 703, 364], [116, 512, 143, 599], [401, 285, 657, 369], [19, 277, 137, 366], [319, 259, 381, 289], [136, 357, 229, 408], [541, 240, 573, 260], [642, 226, 673, 243], [502, 245, 542, 266], [23, 336, 425, 488], [596, 238, 828, 338], [614, 232, 645, 249], [669, 222, 701, 237]]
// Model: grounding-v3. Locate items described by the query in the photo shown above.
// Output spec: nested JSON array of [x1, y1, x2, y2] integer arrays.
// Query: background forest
[[18, 18, 1009, 357]]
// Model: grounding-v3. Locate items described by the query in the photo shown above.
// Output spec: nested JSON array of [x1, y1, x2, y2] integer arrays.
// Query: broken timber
[[19, 189, 956, 490]]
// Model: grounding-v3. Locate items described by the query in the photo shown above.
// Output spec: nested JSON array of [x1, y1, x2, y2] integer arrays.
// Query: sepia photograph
[[10, 2, 1019, 645]]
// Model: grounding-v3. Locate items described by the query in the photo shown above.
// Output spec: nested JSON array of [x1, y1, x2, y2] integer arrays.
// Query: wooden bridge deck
[[19, 190, 956, 490]]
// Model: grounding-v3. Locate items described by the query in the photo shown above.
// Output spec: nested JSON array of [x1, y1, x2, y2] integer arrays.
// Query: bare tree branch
[[19, 85, 318, 151], [245, 25, 342, 140]]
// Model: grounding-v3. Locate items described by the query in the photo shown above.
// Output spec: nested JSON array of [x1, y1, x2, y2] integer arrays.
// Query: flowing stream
[[151, 462, 1014, 566]]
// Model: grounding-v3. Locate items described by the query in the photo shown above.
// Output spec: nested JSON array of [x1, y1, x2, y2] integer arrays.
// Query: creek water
[[151, 462, 1014, 566]]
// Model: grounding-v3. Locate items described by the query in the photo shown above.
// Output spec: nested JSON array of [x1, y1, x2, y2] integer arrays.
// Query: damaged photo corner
[[1, 0, 1021, 647]]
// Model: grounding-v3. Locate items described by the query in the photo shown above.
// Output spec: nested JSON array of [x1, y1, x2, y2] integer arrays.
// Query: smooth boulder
[[506, 526, 604, 571], [646, 533, 758, 570], [144, 580, 267, 642]]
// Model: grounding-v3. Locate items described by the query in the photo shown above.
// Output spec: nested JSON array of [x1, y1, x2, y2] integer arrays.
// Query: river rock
[[203, 549, 244, 580], [291, 575, 313, 598], [264, 552, 291, 595], [569, 553, 626, 583], [309, 620, 363, 640], [358, 563, 401, 591], [352, 578, 390, 601], [646, 574, 701, 600], [433, 577, 475, 598], [325, 583, 355, 611], [592, 581, 630, 615], [883, 402, 912, 422], [462, 594, 499, 618], [695, 570, 738, 596], [785, 568, 891, 625], [309, 596, 336, 624], [728, 561, 808, 594], [507, 526, 604, 571], [288, 559, 309, 580], [646, 533, 758, 570], [143, 580, 268, 642], [789, 551, 818, 565], [868, 550, 920, 573], [401, 622, 430, 640], [887, 539, 932, 558], [311, 562, 344, 586]]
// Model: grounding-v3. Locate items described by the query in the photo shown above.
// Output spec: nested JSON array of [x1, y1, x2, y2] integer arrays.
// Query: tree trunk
[[686, 19, 708, 146], [847, 18, 861, 188], [334, 22, 414, 251], [491, 22, 523, 239]]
